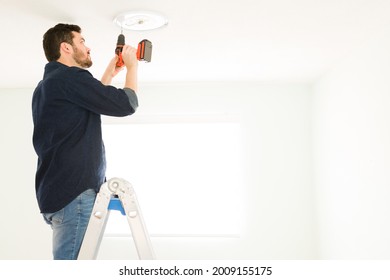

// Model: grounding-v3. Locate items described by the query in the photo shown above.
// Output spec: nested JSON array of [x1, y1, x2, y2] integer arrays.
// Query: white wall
[[100, 82, 316, 259], [312, 31, 390, 259], [0, 82, 315, 259], [0, 89, 52, 259]]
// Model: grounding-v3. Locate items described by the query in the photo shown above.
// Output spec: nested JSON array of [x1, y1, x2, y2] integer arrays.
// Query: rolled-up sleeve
[[123, 87, 139, 111]]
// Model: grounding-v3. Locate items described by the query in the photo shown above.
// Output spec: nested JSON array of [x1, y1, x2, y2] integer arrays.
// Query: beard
[[72, 46, 92, 68]]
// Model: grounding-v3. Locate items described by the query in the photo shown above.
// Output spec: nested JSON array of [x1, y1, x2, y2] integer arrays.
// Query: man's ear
[[60, 42, 72, 54]]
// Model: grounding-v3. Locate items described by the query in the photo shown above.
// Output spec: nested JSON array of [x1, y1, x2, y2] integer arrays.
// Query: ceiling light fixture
[[113, 11, 168, 31]]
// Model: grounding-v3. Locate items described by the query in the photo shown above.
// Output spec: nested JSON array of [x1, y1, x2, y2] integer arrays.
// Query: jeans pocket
[[43, 208, 65, 225]]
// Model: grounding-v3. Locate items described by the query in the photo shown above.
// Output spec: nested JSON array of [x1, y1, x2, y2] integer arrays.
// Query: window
[[102, 117, 244, 237]]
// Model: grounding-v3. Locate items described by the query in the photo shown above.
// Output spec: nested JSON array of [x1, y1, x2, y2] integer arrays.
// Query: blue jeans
[[43, 189, 97, 260]]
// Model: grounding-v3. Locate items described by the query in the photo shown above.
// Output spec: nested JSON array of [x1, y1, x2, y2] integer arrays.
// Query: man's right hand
[[121, 45, 138, 69]]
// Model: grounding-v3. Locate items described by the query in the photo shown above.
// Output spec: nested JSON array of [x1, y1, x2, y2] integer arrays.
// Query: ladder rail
[[119, 186, 155, 259]]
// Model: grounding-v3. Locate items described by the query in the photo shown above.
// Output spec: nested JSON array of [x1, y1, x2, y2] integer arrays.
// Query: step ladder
[[77, 177, 155, 260]]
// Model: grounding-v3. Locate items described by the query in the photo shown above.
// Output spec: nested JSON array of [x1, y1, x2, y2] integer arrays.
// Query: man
[[32, 23, 139, 259]]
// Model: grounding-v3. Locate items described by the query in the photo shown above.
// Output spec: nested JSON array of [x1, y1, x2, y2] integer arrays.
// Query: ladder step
[[108, 197, 125, 215]]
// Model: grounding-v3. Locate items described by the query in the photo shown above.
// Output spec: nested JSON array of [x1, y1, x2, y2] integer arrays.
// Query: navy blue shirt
[[32, 61, 138, 213]]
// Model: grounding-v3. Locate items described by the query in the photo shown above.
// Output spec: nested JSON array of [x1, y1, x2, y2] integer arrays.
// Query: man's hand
[[121, 45, 138, 69], [101, 45, 138, 92]]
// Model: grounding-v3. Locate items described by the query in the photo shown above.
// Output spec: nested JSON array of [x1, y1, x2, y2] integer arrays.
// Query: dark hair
[[43, 23, 82, 62]]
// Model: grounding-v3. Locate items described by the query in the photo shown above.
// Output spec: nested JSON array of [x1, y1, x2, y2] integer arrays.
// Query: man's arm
[[101, 56, 122, 85], [121, 45, 138, 92], [101, 45, 138, 93]]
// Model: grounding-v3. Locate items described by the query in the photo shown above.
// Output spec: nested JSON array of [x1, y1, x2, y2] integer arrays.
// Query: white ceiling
[[1, 0, 390, 88]]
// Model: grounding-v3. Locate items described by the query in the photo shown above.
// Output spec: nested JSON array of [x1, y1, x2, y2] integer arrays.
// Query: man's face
[[71, 31, 92, 68]]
